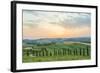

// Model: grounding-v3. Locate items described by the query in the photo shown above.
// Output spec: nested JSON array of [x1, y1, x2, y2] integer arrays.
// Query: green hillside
[[22, 42, 91, 63]]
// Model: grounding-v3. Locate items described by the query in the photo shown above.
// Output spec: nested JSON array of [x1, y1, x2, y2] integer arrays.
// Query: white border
[[16, 4, 96, 70]]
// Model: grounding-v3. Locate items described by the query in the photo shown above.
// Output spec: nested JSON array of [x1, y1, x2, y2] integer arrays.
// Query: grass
[[23, 55, 90, 63]]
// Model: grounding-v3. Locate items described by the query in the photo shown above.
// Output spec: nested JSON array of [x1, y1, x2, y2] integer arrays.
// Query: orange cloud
[[23, 23, 90, 39]]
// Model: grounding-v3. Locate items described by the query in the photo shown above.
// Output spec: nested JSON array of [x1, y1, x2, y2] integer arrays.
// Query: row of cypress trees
[[24, 47, 90, 57]]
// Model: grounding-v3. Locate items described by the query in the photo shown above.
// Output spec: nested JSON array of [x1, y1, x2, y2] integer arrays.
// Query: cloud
[[23, 10, 91, 39], [23, 23, 90, 39]]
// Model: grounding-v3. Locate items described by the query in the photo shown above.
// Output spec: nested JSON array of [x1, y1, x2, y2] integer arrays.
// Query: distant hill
[[23, 37, 91, 45]]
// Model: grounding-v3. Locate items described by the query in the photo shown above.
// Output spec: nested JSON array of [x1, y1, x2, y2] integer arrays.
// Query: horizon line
[[23, 36, 91, 40]]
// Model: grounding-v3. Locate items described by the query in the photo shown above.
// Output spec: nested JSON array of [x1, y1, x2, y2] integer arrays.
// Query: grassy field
[[22, 42, 91, 63]]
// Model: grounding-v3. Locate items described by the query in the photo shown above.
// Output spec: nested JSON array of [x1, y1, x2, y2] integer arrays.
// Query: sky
[[23, 10, 91, 39]]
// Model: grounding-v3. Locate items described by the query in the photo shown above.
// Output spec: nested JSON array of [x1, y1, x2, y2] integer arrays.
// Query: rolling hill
[[23, 37, 91, 45]]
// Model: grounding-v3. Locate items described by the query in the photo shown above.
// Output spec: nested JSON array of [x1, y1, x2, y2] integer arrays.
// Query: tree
[[79, 48, 82, 56]]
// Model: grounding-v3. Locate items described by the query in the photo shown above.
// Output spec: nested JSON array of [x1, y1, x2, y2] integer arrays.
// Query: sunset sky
[[23, 10, 91, 39]]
